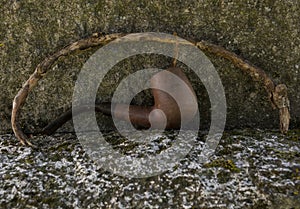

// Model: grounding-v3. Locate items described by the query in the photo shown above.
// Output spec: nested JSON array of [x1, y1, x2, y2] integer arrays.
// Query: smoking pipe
[[41, 67, 198, 135]]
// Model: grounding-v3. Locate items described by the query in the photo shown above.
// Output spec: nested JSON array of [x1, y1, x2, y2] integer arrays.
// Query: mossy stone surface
[[1, 130, 299, 208], [1, 0, 300, 133]]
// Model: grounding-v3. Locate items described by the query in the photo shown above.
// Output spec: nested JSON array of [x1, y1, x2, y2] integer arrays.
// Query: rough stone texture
[[0, 130, 299, 208], [1, 0, 300, 134]]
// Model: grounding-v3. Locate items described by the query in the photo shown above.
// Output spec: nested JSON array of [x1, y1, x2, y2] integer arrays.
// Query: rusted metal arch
[[11, 33, 290, 146]]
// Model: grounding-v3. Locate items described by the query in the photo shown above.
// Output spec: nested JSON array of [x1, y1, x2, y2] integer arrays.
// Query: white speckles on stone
[[0, 131, 299, 208]]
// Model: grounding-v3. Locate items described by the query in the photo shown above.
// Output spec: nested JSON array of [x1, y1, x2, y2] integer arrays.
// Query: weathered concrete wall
[[1, 0, 300, 134]]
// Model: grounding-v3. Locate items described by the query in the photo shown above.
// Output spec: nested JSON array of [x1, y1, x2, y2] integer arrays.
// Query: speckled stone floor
[[0, 130, 299, 209]]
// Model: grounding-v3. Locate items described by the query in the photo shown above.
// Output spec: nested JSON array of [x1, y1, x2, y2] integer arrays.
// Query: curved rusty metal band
[[11, 33, 125, 146], [195, 41, 290, 134], [11, 33, 290, 146]]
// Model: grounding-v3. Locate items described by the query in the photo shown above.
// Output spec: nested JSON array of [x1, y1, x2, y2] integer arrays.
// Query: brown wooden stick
[[11, 33, 290, 146]]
